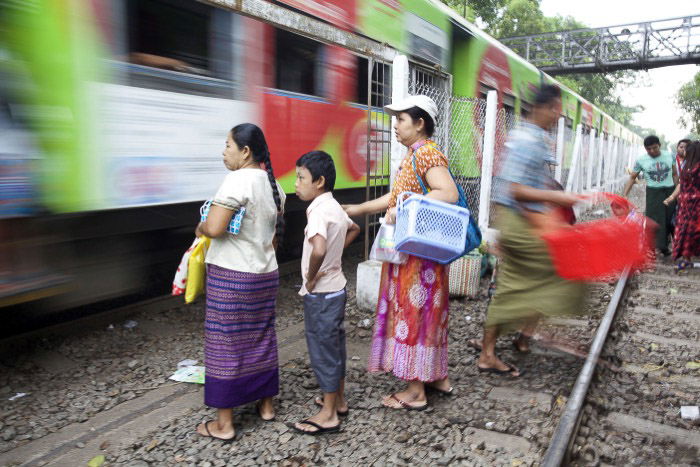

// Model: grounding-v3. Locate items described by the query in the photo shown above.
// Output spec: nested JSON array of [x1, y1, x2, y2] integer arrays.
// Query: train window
[[124, 0, 236, 98], [275, 29, 322, 96], [127, 0, 211, 74], [354, 57, 391, 107], [356, 56, 369, 104], [521, 101, 532, 118]]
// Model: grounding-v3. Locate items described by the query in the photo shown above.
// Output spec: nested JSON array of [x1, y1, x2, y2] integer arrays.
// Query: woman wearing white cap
[[343, 95, 460, 410]]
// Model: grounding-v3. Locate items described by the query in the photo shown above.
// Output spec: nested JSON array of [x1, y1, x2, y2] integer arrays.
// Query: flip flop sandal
[[383, 393, 428, 411], [290, 419, 341, 436], [314, 396, 349, 416], [255, 401, 275, 422], [425, 385, 454, 396], [196, 419, 235, 443], [477, 362, 524, 377]]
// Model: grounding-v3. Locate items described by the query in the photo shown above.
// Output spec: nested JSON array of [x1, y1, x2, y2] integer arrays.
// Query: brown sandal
[[382, 393, 428, 411]]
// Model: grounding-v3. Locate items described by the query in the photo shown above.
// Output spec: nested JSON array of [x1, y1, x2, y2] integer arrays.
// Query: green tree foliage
[[441, 0, 642, 127], [676, 71, 700, 134], [440, 0, 507, 25]]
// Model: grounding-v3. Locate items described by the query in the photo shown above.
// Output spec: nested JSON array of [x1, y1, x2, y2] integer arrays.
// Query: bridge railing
[[501, 14, 700, 74]]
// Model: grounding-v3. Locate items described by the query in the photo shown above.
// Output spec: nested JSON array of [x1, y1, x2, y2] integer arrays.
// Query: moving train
[[0, 0, 639, 322]]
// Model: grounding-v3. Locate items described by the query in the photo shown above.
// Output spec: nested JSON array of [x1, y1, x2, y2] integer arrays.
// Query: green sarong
[[485, 207, 586, 331], [645, 186, 675, 251]]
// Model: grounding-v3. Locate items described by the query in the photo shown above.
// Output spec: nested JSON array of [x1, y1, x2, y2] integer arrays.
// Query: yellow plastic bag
[[185, 236, 210, 304]]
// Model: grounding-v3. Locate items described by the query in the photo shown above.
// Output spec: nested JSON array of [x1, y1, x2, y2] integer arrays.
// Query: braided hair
[[230, 123, 285, 244]]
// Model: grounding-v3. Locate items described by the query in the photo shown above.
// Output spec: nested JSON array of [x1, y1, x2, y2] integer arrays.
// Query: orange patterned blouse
[[388, 139, 449, 208]]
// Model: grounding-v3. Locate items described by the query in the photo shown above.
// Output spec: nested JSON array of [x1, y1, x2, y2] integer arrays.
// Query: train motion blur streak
[[0, 0, 639, 323]]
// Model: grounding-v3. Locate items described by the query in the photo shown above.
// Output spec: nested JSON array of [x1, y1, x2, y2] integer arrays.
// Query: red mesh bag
[[541, 193, 657, 281]]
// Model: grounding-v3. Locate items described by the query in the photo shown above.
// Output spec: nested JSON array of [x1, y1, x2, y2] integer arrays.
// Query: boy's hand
[[305, 271, 324, 294]]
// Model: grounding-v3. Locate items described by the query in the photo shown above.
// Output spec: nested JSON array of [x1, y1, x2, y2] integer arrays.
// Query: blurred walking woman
[[344, 95, 459, 410], [195, 123, 285, 441]]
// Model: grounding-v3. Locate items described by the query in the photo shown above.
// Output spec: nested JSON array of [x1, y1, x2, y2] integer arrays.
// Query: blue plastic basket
[[394, 193, 471, 264], [200, 200, 246, 235]]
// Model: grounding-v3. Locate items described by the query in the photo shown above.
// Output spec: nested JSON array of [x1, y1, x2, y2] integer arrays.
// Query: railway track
[[562, 261, 700, 466], [1, 201, 697, 465]]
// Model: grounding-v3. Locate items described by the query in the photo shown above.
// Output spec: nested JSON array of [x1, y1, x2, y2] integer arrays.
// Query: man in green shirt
[[623, 135, 677, 255]]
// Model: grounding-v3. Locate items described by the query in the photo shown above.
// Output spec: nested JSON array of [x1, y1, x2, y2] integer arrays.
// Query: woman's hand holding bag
[[370, 218, 408, 264]]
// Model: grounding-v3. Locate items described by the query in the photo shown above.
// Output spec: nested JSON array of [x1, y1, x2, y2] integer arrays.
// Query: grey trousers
[[303, 289, 347, 393]]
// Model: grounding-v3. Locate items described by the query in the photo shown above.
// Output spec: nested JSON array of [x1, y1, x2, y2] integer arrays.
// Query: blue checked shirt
[[492, 121, 557, 213]]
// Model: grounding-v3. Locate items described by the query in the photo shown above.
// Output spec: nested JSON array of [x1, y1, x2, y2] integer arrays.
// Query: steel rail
[[541, 268, 631, 467]]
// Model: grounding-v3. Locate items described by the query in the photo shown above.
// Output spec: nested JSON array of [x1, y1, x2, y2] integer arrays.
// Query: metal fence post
[[608, 137, 619, 190], [555, 117, 565, 183], [478, 90, 498, 233], [604, 135, 614, 188], [390, 55, 409, 188], [587, 129, 596, 192], [565, 124, 583, 192], [597, 134, 606, 188]]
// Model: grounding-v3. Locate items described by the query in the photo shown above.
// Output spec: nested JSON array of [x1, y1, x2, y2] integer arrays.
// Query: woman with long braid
[[195, 123, 285, 442]]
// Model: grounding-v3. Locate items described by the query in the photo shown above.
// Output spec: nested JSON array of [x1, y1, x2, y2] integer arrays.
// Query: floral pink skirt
[[368, 255, 449, 382]]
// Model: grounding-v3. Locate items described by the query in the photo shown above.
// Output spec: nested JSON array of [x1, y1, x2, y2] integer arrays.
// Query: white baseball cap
[[384, 95, 438, 123]]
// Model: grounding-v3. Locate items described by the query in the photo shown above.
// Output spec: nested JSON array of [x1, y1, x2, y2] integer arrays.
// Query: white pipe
[[555, 117, 565, 183], [596, 133, 605, 188], [478, 90, 498, 232], [565, 124, 583, 192], [389, 55, 409, 189], [587, 129, 596, 192]]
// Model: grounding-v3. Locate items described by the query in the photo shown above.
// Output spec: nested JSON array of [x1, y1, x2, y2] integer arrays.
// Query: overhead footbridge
[[500, 14, 700, 74]]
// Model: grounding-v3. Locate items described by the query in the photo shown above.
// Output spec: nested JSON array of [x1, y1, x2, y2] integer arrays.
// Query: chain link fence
[[408, 77, 487, 219], [489, 107, 518, 226]]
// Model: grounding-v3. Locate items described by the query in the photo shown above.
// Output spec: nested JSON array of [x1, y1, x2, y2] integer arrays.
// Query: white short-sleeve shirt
[[205, 168, 285, 274], [299, 192, 354, 295]]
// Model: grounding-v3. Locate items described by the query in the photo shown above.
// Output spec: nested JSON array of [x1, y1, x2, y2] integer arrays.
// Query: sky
[[540, 0, 699, 144]]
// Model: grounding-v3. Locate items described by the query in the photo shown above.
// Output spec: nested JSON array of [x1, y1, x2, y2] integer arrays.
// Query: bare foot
[[196, 420, 234, 440], [294, 410, 340, 433], [314, 396, 349, 414], [256, 398, 275, 421]]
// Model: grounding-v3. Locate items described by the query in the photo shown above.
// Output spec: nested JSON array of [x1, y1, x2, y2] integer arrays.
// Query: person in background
[[343, 95, 459, 409], [675, 139, 691, 175], [471, 84, 584, 377], [292, 151, 360, 435], [664, 141, 700, 271], [623, 135, 677, 256], [194, 123, 285, 442]]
